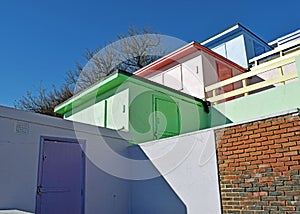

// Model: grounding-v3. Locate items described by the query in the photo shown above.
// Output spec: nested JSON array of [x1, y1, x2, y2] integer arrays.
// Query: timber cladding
[[215, 113, 300, 214]]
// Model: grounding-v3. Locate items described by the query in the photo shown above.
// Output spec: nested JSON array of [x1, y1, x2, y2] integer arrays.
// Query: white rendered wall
[[147, 53, 205, 99], [66, 89, 129, 131], [139, 129, 222, 214], [0, 106, 131, 214]]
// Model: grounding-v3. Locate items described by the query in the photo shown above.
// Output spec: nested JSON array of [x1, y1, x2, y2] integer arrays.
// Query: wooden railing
[[205, 41, 300, 104]]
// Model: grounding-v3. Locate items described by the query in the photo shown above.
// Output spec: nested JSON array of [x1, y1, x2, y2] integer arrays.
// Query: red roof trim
[[134, 41, 246, 77]]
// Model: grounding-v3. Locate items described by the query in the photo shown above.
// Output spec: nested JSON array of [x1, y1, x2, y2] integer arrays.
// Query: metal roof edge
[[54, 70, 210, 115], [54, 72, 120, 113], [201, 23, 271, 49]]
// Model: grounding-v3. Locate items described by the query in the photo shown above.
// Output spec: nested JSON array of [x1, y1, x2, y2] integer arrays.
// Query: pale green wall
[[214, 56, 300, 122]]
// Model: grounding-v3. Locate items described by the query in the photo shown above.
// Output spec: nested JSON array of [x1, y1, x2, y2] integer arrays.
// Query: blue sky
[[0, 0, 299, 107]]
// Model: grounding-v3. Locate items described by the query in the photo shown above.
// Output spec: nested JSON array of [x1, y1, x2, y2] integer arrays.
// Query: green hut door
[[154, 97, 180, 139]]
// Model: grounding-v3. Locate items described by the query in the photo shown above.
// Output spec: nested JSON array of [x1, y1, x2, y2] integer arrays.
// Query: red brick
[[244, 139, 255, 144], [227, 146, 238, 151], [228, 154, 239, 159], [223, 143, 233, 147], [259, 177, 274, 182], [229, 163, 239, 167], [225, 167, 236, 172], [224, 129, 235, 135], [289, 136, 300, 141], [245, 147, 256, 153], [259, 122, 272, 128], [284, 151, 298, 156], [282, 142, 297, 148], [272, 119, 285, 125], [235, 157, 246, 163], [257, 154, 270, 160], [224, 175, 238, 180], [247, 124, 259, 131], [238, 135, 249, 141], [278, 157, 291, 162], [281, 132, 295, 138], [233, 149, 244, 154], [269, 144, 281, 149], [256, 146, 269, 151], [262, 141, 274, 146], [266, 125, 280, 131], [262, 158, 277, 163], [275, 138, 289, 144], [250, 133, 261, 139], [274, 128, 287, 134], [255, 137, 268, 142], [247, 165, 258, 170], [223, 151, 233, 156], [275, 148, 289, 153], [287, 126, 300, 132], [294, 121, 300, 126], [246, 156, 257, 161], [236, 166, 247, 171], [271, 162, 284, 167], [235, 127, 247, 132], [261, 131, 274, 137], [232, 133, 242, 137], [228, 138, 238, 143], [232, 141, 243, 146], [252, 160, 263, 165], [270, 153, 283, 158], [239, 153, 250, 158], [290, 165, 300, 170], [254, 128, 266, 134], [215, 132, 225, 139], [291, 156, 300, 161], [250, 142, 261, 147], [263, 149, 275, 155], [238, 144, 249, 150], [268, 135, 281, 140], [243, 131, 254, 135], [290, 146, 300, 151], [285, 161, 299, 166], [253, 192, 268, 196], [240, 162, 251, 166], [273, 166, 289, 172], [280, 123, 294, 129], [252, 151, 262, 156], [219, 163, 229, 168]]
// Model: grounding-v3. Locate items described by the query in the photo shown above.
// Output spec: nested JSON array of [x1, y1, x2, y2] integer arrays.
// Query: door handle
[[37, 186, 42, 196]]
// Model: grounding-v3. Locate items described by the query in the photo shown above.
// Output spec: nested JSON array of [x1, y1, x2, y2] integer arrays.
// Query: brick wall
[[216, 113, 300, 214]]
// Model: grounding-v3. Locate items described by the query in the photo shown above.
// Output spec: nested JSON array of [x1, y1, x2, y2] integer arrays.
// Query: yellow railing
[[205, 41, 300, 104]]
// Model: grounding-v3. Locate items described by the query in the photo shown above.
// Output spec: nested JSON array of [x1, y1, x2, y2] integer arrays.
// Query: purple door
[[36, 138, 85, 214]]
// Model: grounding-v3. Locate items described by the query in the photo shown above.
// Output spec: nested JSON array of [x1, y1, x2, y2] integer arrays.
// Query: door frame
[[153, 95, 180, 139], [36, 136, 86, 214]]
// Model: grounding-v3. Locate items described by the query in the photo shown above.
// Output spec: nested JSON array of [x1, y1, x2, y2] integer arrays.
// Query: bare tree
[[15, 26, 167, 116], [71, 26, 166, 93]]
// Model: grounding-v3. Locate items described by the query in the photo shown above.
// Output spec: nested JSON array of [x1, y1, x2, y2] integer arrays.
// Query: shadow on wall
[[128, 145, 187, 214], [208, 106, 232, 128]]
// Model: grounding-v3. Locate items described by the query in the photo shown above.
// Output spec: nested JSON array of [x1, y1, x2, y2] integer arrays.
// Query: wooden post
[[278, 66, 285, 85], [212, 89, 217, 105], [242, 79, 248, 96]]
